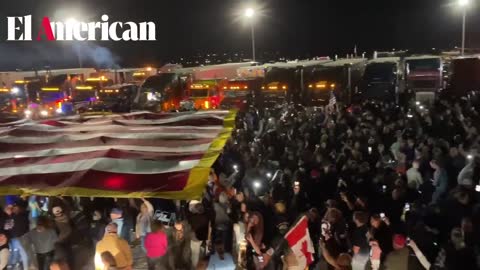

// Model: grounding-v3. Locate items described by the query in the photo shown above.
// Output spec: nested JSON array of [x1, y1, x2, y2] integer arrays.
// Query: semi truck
[[303, 58, 366, 105], [359, 57, 400, 102], [261, 59, 332, 106], [404, 56, 442, 103], [72, 76, 114, 112], [220, 78, 263, 110], [445, 56, 480, 98], [138, 62, 255, 111], [32, 74, 77, 118], [186, 79, 227, 110], [92, 83, 138, 112]]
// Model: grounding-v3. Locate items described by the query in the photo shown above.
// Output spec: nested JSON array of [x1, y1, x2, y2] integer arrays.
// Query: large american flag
[[0, 110, 235, 199]]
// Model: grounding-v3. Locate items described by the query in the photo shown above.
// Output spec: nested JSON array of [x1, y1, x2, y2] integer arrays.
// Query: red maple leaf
[[300, 239, 313, 265]]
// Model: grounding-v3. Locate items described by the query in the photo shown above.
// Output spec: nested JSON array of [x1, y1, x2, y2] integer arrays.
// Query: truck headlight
[[11, 87, 20, 94], [40, 110, 48, 117]]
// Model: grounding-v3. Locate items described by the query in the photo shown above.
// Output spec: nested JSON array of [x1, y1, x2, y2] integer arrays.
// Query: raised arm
[[408, 240, 431, 269], [141, 198, 154, 216]]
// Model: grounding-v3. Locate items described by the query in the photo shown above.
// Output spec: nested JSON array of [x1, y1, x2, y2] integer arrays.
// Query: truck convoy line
[[0, 54, 477, 119]]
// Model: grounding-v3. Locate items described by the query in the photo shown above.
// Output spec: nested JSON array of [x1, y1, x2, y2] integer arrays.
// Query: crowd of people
[[0, 95, 479, 270], [213, 96, 480, 269]]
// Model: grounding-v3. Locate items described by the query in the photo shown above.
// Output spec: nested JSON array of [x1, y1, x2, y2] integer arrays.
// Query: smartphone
[[476, 185, 480, 192], [380, 213, 386, 219], [368, 146, 372, 154], [406, 237, 411, 244], [382, 185, 387, 192], [294, 181, 300, 186], [404, 203, 410, 211]]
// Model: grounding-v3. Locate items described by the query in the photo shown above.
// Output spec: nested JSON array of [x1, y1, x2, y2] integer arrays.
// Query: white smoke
[[72, 43, 120, 69], [0, 42, 120, 70]]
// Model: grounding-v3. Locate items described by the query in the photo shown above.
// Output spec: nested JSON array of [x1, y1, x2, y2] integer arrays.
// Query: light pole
[[245, 8, 256, 61], [459, 0, 469, 56]]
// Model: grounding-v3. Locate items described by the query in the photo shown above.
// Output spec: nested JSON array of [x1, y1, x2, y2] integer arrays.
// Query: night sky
[[0, 0, 478, 70]]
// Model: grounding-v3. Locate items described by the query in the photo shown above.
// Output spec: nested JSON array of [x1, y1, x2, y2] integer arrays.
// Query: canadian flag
[[285, 215, 315, 269]]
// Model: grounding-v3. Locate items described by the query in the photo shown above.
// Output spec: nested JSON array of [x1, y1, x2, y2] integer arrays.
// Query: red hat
[[393, 234, 406, 247]]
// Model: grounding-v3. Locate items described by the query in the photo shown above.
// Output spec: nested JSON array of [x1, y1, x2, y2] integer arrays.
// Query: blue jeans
[[141, 236, 146, 253], [9, 238, 28, 270]]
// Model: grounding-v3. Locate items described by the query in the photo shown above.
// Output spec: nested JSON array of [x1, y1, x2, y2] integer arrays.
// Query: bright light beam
[[245, 8, 255, 18]]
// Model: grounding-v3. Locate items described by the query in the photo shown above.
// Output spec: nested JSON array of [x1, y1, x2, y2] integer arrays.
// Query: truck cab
[[7, 80, 35, 115], [138, 73, 185, 112], [220, 78, 261, 110], [261, 66, 294, 106], [30, 74, 74, 118], [186, 79, 225, 110], [405, 56, 442, 103], [0, 86, 23, 122], [359, 58, 400, 102], [304, 59, 366, 105], [0, 87, 13, 114], [73, 77, 113, 112], [94, 83, 138, 112], [445, 57, 480, 98]]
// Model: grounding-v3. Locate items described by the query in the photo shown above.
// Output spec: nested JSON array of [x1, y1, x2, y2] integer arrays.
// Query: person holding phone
[[370, 214, 393, 261]]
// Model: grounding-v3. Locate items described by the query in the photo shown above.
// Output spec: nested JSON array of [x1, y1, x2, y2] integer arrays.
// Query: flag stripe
[[0, 144, 211, 159], [0, 132, 220, 143], [0, 157, 200, 176], [3, 126, 222, 137], [0, 169, 190, 192], [0, 110, 237, 199], [0, 149, 204, 169], [0, 137, 213, 152]]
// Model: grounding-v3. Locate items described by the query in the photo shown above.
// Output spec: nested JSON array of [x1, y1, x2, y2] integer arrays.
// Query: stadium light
[[459, 0, 469, 7], [245, 8, 255, 17], [65, 18, 78, 25]]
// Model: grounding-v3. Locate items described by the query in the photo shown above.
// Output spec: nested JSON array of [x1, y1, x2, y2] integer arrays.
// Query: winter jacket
[[144, 231, 168, 258], [96, 234, 133, 269]]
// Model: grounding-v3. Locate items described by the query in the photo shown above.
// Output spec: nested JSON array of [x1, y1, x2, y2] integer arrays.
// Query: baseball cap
[[110, 208, 123, 215]]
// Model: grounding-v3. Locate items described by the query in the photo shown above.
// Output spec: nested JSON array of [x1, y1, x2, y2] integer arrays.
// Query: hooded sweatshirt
[[144, 230, 168, 258], [96, 234, 133, 269]]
